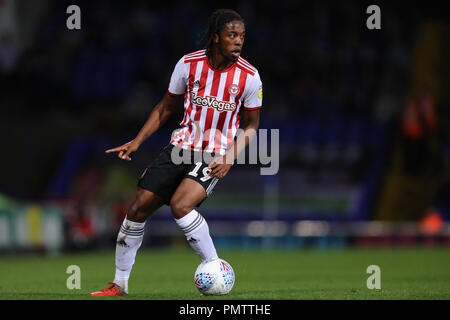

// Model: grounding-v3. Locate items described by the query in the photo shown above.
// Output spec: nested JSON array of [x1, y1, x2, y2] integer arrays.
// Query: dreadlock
[[201, 9, 244, 54]]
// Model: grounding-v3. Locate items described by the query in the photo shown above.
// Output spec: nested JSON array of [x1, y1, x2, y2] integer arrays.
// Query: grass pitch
[[0, 247, 449, 300]]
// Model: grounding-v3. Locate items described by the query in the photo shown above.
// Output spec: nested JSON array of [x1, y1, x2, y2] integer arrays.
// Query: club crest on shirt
[[228, 84, 240, 96]]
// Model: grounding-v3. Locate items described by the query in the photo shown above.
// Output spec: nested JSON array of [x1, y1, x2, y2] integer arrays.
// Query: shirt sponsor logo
[[190, 92, 236, 112]]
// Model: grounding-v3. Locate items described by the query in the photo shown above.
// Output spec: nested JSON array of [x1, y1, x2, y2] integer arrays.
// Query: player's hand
[[208, 156, 233, 179], [105, 140, 140, 161]]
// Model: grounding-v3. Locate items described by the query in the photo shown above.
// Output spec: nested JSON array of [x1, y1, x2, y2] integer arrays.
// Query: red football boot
[[90, 282, 125, 296]]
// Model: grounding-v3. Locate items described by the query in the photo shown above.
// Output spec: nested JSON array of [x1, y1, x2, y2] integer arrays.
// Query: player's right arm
[[105, 92, 183, 161], [106, 56, 187, 161]]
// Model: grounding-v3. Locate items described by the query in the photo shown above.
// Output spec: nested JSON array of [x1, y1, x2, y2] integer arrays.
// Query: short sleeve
[[242, 70, 263, 110], [168, 57, 187, 96]]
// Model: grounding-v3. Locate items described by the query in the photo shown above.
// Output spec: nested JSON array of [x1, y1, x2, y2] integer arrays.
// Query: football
[[194, 258, 235, 295]]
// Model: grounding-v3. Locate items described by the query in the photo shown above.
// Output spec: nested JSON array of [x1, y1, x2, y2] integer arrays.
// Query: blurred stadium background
[[0, 0, 449, 258]]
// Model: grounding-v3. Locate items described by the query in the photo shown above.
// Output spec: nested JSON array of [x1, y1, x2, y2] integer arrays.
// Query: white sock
[[113, 218, 146, 294], [175, 209, 218, 261]]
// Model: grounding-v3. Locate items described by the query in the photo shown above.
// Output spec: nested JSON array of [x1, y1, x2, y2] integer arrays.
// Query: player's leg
[[122, 186, 166, 223], [114, 187, 165, 289], [91, 187, 165, 296], [110, 144, 184, 295], [170, 178, 219, 261]]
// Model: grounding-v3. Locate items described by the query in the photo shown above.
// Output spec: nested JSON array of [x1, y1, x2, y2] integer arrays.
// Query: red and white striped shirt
[[167, 49, 263, 155]]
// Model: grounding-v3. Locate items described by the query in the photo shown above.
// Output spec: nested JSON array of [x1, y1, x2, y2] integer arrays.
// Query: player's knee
[[125, 203, 139, 221], [170, 198, 193, 218], [126, 198, 147, 223]]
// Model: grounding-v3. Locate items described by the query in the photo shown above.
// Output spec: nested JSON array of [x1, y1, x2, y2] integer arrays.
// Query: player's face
[[216, 20, 245, 61]]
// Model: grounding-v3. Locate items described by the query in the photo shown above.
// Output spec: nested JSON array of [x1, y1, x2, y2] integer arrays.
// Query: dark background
[[0, 0, 449, 252]]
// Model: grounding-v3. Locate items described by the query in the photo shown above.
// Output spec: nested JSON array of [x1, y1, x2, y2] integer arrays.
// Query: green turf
[[0, 247, 449, 299]]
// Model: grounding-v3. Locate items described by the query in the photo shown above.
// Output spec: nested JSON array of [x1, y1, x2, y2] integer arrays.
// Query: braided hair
[[201, 9, 245, 54]]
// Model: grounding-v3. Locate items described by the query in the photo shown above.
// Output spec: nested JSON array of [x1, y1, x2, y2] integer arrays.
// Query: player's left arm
[[208, 108, 260, 179]]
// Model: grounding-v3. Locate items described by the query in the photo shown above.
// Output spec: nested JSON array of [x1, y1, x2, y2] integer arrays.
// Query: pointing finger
[[106, 146, 126, 153]]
